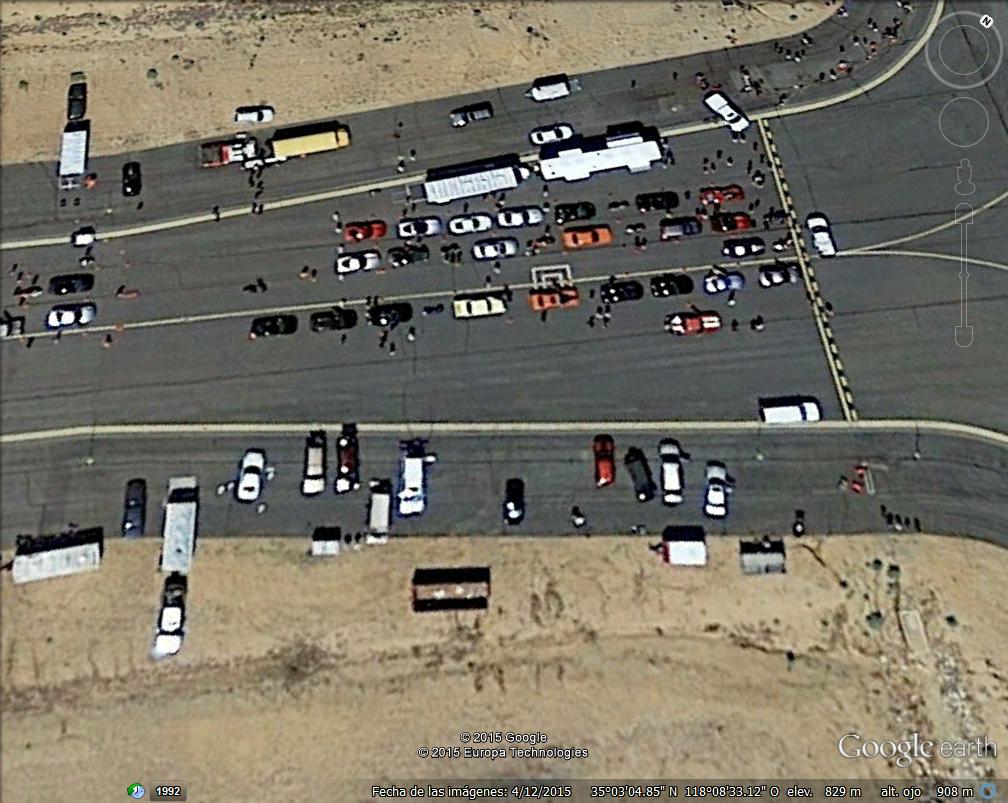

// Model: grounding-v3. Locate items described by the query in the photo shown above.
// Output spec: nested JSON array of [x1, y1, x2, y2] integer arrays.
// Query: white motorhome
[[758, 396, 823, 424], [538, 124, 663, 182], [423, 155, 532, 204], [58, 122, 89, 190], [368, 479, 392, 536], [160, 476, 198, 574]]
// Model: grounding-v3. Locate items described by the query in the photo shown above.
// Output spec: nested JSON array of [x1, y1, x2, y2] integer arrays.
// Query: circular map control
[[926, 11, 1003, 89]]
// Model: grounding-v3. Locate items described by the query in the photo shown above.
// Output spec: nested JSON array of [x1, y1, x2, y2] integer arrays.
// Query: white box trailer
[[538, 125, 663, 182], [423, 155, 531, 204], [58, 122, 89, 189], [160, 476, 198, 575]]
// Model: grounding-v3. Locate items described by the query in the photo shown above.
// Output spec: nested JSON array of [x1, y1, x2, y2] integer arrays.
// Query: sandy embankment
[[1, 534, 1005, 802], [0, 1, 836, 164]]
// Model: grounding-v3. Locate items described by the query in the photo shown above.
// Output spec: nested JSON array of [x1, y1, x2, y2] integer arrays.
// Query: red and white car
[[699, 185, 745, 205], [343, 220, 388, 242], [593, 434, 616, 488], [664, 310, 723, 336], [710, 211, 754, 233]]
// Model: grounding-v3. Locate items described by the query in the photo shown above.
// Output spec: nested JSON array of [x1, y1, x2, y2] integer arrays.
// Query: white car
[[721, 237, 765, 258], [703, 461, 730, 519], [659, 438, 686, 506], [759, 263, 799, 287], [529, 124, 575, 146], [70, 226, 96, 247], [235, 448, 267, 503], [497, 206, 544, 228], [234, 105, 275, 124], [335, 250, 381, 274], [452, 293, 508, 319], [45, 302, 96, 330], [448, 213, 494, 236], [397, 440, 437, 517], [703, 90, 751, 133], [301, 431, 327, 496], [397, 217, 443, 239], [806, 213, 837, 257], [472, 237, 520, 260]]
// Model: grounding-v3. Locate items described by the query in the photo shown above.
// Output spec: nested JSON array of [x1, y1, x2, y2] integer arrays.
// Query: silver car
[[448, 213, 494, 236], [472, 237, 520, 260]]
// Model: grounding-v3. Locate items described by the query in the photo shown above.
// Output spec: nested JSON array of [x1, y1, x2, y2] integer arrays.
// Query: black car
[[635, 191, 679, 214], [249, 314, 298, 339], [649, 272, 695, 297], [122, 478, 147, 537], [624, 447, 656, 503], [367, 302, 413, 328], [388, 244, 430, 268], [599, 279, 644, 305], [659, 216, 703, 240], [450, 101, 494, 128], [310, 307, 358, 332], [554, 201, 596, 225], [67, 82, 87, 121], [122, 162, 142, 197], [503, 478, 525, 525], [48, 273, 95, 296]]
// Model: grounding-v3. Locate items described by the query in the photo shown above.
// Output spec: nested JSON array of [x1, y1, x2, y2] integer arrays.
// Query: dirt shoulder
[[0, 1, 836, 164], [2, 533, 1005, 800]]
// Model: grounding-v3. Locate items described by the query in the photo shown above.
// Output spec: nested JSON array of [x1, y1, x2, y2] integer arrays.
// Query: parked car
[[659, 217, 702, 240], [388, 244, 430, 267], [453, 292, 508, 319], [806, 212, 837, 257], [448, 213, 494, 236], [70, 226, 96, 247], [497, 206, 544, 228], [554, 201, 596, 225], [249, 314, 298, 339], [528, 286, 580, 312], [563, 225, 613, 250], [367, 302, 413, 327], [334, 424, 360, 494], [122, 478, 147, 537], [234, 105, 275, 124], [472, 237, 519, 260], [759, 262, 799, 287], [503, 478, 525, 524], [659, 439, 686, 506], [529, 123, 574, 146], [121, 162, 142, 197], [665, 310, 722, 336], [397, 217, 443, 239], [235, 448, 267, 503], [721, 237, 765, 258], [525, 74, 576, 102], [624, 447, 656, 503], [48, 273, 94, 296], [301, 431, 327, 496], [344, 220, 387, 242], [310, 307, 358, 331], [450, 101, 493, 127], [703, 269, 746, 295], [46, 302, 96, 330], [699, 184, 745, 205], [152, 573, 186, 658], [593, 434, 616, 488], [67, 82, 87, 121], [0, 316, 25, 338], [710, 211, 754, 233], [335, 250, 381, 274], [703, 90, 751, 132], [649, 272, 694, 297], [599, 279, 644, 305], [635, 191, 679, 214], [704, 461, 730, 518]]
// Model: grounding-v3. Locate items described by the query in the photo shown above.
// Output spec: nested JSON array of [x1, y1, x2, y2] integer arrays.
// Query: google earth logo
[[127, 784, 145, 799]]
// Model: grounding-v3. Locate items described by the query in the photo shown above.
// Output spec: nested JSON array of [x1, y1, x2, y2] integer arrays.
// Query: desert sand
[[0, 1, 837, 164], [2, 533, 1005, 802]]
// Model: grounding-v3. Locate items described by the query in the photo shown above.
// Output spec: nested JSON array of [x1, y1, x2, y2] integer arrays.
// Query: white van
[[301, 430, 327, 496], [525, 74, 580, 102], [659, 438, 685, 506], [368, 479, 392, 535], [452, 292, 508, 320], [758, 396, 822, 424], [397, 440, 437, 517]]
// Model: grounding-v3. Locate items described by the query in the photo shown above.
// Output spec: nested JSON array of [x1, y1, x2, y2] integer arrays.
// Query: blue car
[[703, 269, 745, 295]]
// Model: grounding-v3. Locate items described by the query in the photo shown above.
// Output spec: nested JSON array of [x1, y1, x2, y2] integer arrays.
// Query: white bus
[[538, 124, 663, 182]]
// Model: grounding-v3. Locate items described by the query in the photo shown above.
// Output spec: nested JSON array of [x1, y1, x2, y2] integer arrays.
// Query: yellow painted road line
[[758, 119, 857, 422], [2, 417, 1005, 447], [1, 256, 782, 342], [0, 2, 944, 252]]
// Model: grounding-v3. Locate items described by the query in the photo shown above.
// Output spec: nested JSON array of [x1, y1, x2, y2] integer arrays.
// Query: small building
[[740, 537, 786, 575], [412, 566, 491, 612], [310, 526, 342, 557], [661, 526, 708, 566], [12, 528, 103, 584]]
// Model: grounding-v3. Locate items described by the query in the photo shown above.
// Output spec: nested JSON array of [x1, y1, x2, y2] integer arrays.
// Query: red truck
[[199, 134, 258, 168]]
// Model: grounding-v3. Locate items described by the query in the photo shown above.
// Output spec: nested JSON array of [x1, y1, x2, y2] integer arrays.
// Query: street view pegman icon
[[128, 783, 145, 799]]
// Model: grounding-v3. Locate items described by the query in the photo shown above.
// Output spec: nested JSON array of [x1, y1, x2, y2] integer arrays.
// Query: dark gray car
[[67, 82, 87, 121], [48, 273, 95, 296], [122, 478, 147, 537], [624, 448, 656, 503]]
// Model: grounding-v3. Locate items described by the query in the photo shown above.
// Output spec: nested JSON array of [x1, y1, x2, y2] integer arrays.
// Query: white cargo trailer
[[423, 155, 531, 204], [160, 476, 198, 575], [58, 122, 89, 189]]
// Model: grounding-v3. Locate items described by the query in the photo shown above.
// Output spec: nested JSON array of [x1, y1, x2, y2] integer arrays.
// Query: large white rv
[[423, 155, 531, 204], [160, 476, 198, 575], [538, 124, 663, 182]]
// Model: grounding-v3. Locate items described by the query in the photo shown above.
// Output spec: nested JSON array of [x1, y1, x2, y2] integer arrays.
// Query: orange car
[[528, 286, 580, 312], [562, 225, 613, 250]]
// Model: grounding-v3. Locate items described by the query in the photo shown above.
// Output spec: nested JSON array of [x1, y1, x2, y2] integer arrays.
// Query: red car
[[593, 434, 616, 488], [710, 212, 754, 233], [664, 310, 723, 336], [699, 184, 745, 205], [343, 220, 388, 243]]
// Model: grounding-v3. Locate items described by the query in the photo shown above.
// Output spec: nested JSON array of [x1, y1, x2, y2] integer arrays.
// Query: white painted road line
[[2, 417, 1005, 447]]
